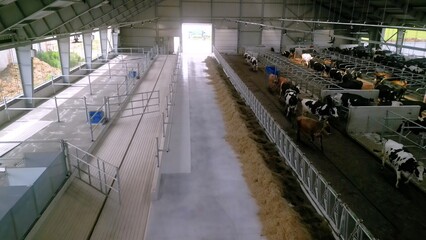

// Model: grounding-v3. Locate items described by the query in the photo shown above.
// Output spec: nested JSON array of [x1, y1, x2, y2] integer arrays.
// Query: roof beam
[[0, 0, 67, 35], [35, 0, 112, 37]]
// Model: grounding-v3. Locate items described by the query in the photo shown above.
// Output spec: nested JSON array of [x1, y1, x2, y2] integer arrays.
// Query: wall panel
[[264, 4, 283, 18], [262, 30, 281, 50], [182, 2, 211, 18], [240, 31, 260, 46], [212, 3, 240, 17], [241, 4, 262, 18], [214, 29, 238, 53], [158, 6, 180, 18]]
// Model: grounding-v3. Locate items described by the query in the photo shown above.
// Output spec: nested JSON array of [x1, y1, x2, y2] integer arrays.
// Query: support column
[[58, 35, 70, 83], [368, 27, 382, 50], [16, 45, 34, 107], [83, 32, 93, 69], [395, 29, 405, 54], [112, 28, 119, 54], [99, 28, 108, 61]]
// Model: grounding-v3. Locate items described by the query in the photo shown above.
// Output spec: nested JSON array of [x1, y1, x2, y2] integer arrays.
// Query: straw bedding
[[204, 56, 333, 240]]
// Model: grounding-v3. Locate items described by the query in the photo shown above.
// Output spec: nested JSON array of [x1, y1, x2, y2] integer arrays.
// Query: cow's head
[[416, 162, 425, 182]]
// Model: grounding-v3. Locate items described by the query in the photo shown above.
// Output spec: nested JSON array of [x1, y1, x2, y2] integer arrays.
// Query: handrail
[[3, 96, 87, 122], [378, 110, 426, 150], [65, 142, 121, 203], [213, 47, 376, 240]]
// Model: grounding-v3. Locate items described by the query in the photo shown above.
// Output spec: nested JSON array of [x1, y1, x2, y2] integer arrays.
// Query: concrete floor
[[145, 53, 264, 240]]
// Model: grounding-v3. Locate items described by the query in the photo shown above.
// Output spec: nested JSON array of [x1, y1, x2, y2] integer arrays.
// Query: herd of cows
[[242, 50, 426, 188], [327, 46, 426, 75]]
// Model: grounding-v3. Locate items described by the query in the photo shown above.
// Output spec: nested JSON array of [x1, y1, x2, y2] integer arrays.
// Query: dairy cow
[[301, 53, 312, 67], [282, 89, 298, 117], [331, 93, 374, 107], [296, 116, 330, 151], [381, 139, 425, 188], [300, 95, 339, 121], [280, 81, 300, 97], [250, 57, 258, 72]]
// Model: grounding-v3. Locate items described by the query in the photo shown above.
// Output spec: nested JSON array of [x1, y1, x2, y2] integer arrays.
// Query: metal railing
[[214, 47, 375, 240], [65, 142, 121, 203], [51, 74, 133, 96], [2, 96, 88, 122], [377, 110, 426, 150], [321, 50, 426, 94], [259, 52, 342, 99], [107, 90, 161, 119]]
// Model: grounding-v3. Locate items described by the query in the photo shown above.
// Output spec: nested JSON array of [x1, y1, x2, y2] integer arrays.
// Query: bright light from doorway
[[174, 37, 180, 54], [182, 23, 212, 54]]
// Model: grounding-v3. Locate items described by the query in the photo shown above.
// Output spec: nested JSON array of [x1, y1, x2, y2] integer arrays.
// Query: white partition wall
[[346, 106, 420, 134], [214, 29, 238, 53]]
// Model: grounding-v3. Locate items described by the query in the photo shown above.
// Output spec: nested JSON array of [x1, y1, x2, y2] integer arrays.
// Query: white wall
[[0, 49, 17, 71], [214, 29, 238, 53], [261, 30, 281, 51]]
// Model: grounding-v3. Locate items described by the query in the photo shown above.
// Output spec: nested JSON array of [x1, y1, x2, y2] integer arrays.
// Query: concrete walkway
[[145, 53, 263, 240]]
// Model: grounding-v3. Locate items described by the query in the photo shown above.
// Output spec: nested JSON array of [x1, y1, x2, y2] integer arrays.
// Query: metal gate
[[65, 142, 121, 203], [107, 90, 160, 119]]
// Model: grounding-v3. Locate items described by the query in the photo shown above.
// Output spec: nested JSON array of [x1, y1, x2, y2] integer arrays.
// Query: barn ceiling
[[311, 0, 426, 27], [0, 0, 425, 50], [0, 0, 158, 49]]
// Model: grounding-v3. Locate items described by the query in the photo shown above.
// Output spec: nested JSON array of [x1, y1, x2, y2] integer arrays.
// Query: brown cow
[[375, 72, 393, 80], [296, 116, 330, 151], [268, 73, 289, 95]]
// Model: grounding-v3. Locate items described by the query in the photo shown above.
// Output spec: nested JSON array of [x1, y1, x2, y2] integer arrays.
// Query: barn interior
[[0, 0, 426, 240]]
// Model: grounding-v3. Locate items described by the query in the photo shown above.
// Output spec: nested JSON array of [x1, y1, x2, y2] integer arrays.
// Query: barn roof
[[0, 0, 425, 50]]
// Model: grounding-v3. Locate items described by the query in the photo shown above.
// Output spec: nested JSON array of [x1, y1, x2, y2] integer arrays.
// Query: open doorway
[[173, 37, 180, 54], [181, 23, 212, 54]]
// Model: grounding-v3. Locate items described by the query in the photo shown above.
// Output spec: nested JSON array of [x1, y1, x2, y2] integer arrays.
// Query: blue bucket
[[89, 111, 104, 124], [265, 66, 280, 76], [128, 71, 137, 78]]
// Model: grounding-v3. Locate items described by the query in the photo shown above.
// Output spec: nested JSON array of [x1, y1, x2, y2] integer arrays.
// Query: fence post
[[54, 97, 60, 122], [61, 140, 71, 175], [51, 76, 56, 94], [88, 75, 93, 95], [103, 96, 108, 122], [83, 96, 89, 122], [3, 97, 10, 121]]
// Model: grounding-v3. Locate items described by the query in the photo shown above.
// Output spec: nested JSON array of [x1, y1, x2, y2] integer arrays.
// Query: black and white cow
[[331, 93, 374, 107], [281, 51, 291, 57], [250, 57, 258, 72], [309, 59, 326, 72], [282, 89, 298, 117], [280, 81, 300, 97], [300, 95, 339, 121], [375, 84, 399, 104], [381, 139, 425, 188], [244, 53, 252, 65]]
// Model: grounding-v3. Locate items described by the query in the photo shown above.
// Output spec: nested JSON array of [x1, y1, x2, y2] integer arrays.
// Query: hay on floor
[[204, 57, 312, 240]]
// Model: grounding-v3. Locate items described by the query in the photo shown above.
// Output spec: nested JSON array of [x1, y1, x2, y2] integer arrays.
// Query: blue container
[[128, 71, 137, 78], [265, 66, 280, 76], [89, 111, 104, 124]]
